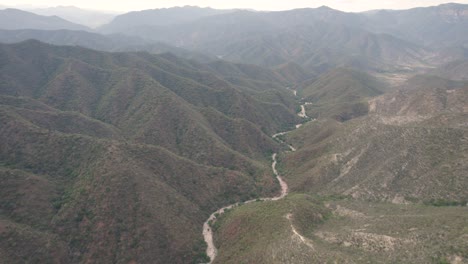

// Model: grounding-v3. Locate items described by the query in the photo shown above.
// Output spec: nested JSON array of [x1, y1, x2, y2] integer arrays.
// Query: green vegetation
[[424, 199, 467, 207], [211, 70, 468, 263], [0, 40, 301, 263], [282, 84, 468, 202], [1, 4, 468, 261], [299, 68, 386, 121], [213, 197, 468, 264], [213, 194, 330, 264]]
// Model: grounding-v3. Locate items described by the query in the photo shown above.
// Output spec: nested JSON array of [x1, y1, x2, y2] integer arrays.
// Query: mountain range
[[0, 3, 467, 264], [26, 6, 117, 28], [0, 40, 300, 263], [2, 4, 467, 83], [97, 8, 433, 77], [0, 8, 89, 31]]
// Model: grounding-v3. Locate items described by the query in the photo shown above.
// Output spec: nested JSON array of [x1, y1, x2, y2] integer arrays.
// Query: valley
[[203, 99, 313, 263], [202, 151, 288, 264], [0, 2, 467, 264]]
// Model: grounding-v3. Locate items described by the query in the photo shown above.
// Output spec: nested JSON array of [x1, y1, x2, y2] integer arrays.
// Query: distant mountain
[[363, 3, 468, 48], [0, 29, 215, 62], [430, 60, 468, 81], [300, 68, 386, 121], [103, 9, 431, 76], [0, 29, 138, 49], [428, 46, 468, 66], [0, 8, 89, 31], [28, 6, 117, 28], [100, 6, 234, 33], [96, 3, 468, 73]]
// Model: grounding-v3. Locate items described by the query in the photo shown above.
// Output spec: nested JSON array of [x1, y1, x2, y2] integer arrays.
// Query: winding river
[[201, 98, 308, 264]]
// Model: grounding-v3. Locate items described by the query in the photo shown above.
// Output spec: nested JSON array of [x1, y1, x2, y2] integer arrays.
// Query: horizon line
[[0, 1, 465, 14]]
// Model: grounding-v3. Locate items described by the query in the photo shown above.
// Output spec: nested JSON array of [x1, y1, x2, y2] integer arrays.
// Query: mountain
[[274, 62, 314, 83], [211, 193, 467, 263], [0, 40, 300, 263], [301, 68, 384, 102], [207, 73, 468, 264], [370, 75, 468, 118], [0, 29, 141, 49], [363, 3, 468, 48], [0, 29, 215, 62], [0, 8, 89, 31], [102, 10, 431, 77], [2, 4, 468, 264], [6, 4, 463, 73], [96, 3, 468, 75], [285, 74, 468, 203], [206, 73, 467, 263], [28, 6, 117, 28], [99, 6, 234, 33], [430, 59, 468, 81], [299, 68, 386, 121]]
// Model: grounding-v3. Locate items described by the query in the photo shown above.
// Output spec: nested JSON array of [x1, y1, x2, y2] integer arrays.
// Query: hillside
[[210, 73, 468, 264], [0, 40, 300, 263], [430, 59, 468, 81], [0, 29, 143, 50], [1, 3, 468, 264], [370, 75, 468, 117], [0, 29, 215, 62], [0, 8, 89, 31], [300, 68, 386, 121], [212, 195, 467, 263], [284, 75, 467, 202]]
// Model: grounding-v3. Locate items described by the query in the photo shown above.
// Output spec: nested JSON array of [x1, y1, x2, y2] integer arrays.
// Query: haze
[[3, 0, 468, 12]]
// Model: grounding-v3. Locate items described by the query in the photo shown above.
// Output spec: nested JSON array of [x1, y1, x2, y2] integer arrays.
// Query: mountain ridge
[[0, 8, 90, 31], [0, 40, 300, 263]]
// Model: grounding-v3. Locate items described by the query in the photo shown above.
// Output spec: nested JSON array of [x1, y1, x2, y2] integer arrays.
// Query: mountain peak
[[317, 5, 333, 10], [4, 8, 27, 13]]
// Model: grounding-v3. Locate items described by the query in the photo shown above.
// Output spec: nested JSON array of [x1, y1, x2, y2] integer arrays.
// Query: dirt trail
[[298, 102, 313, 119], [286, 213, 315, 250], [298, 105, 308, 118], [201, 101, 309, 264]]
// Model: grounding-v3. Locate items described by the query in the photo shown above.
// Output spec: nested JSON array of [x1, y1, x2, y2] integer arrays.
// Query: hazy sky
[[3, 0, 468, 12]]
